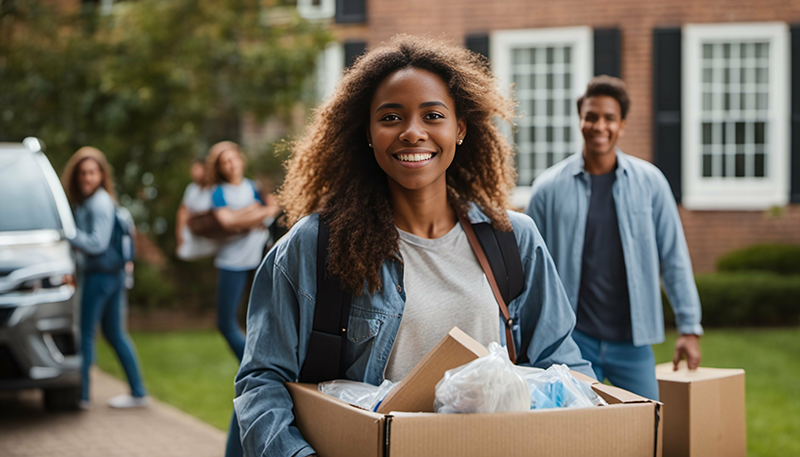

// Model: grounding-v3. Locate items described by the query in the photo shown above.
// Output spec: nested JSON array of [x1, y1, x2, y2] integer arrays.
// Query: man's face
[[579, 95, 626, 157]]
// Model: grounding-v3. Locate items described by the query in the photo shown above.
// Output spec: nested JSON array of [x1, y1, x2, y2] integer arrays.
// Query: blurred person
[[175, 158, 219, 260], [62, 147, 148, 409], [234, 36, 593, 457], [205, 141, 278, 457], [525, 76, 703, 400]]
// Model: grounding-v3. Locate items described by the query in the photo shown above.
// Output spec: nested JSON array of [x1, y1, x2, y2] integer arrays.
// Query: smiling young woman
[[234, 35, 593, 457]]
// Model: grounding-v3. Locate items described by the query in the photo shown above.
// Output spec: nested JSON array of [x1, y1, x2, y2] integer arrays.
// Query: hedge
[[716, 243, 800, 275], [663, 272, 800, 327]]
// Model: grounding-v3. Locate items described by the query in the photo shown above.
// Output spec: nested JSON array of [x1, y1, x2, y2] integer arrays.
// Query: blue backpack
[[85, 209, 133, 273]]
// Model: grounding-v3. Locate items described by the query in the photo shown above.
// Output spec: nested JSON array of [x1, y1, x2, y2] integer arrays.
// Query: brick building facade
[[310, 0, 800, 272]]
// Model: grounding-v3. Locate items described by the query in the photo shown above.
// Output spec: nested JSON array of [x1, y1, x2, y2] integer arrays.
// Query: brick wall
[[333, 0, 800, 272]]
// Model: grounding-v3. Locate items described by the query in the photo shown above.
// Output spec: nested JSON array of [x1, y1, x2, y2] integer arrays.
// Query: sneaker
[[78, 400, 91, 411], [107, 394, 149, 409]]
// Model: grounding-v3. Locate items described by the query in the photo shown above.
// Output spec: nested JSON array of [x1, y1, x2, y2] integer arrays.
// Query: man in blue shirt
[[525, 76, 702, 400]]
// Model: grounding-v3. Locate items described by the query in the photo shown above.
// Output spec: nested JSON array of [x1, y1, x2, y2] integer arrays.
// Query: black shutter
[[791, 25, 800, 202], [593, 28, 620, 77], [465, 34, 490, 60], [335, 0, 366, 24], [652, 28, 683, 203], [343, 41, 367, 68]]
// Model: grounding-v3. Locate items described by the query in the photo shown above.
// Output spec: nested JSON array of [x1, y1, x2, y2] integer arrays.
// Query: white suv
[[0, 138, 82, 410]]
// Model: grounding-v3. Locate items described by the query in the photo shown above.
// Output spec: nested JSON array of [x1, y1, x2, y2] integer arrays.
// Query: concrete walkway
[[0, 368, 226, 457]]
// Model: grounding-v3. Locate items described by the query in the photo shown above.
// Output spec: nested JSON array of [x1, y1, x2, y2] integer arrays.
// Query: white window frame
[[492, 27, 593, 208], [315, 41, 344, 102], [682, 22, 790, 210], [297, 0, 335, 20]]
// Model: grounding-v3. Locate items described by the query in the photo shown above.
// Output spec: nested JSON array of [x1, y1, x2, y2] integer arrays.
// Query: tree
[[0, 0, 330, 308]]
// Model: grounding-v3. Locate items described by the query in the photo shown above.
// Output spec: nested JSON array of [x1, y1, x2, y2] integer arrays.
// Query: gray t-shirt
[[384, 222, 500, 382], [576, 170, 632, 342]]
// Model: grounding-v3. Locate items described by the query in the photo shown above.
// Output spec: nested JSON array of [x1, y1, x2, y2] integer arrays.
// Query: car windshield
[[0, 153, 62, 232]]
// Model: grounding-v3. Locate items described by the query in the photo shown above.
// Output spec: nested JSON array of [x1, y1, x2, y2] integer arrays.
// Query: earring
[[368, 143, 373, 148], [457, 139, 463, 145]]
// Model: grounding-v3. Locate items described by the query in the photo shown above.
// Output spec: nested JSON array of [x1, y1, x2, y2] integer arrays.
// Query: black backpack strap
[[298, 217, 352, 383], [472, 222, 524, 305]]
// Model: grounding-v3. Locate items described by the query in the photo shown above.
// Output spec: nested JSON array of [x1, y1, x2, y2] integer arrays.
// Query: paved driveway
[[0, 369, 226, 457]]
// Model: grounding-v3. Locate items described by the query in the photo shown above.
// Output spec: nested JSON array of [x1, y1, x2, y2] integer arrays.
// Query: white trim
[[491, 27, 593, 186], [682, 22, 790, 210], [315, 41, 344, 102], [297, 0, 335, 20]]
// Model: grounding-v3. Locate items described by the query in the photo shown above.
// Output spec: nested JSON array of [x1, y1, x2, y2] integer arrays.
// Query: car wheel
[[43, 386, 81, 411]]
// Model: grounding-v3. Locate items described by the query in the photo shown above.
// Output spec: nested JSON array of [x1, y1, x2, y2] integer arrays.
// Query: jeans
[[217, 268, 253, 457], [217, 268, 252, 361], [80, 272, 146, 401], [572, 328, 659, 400]]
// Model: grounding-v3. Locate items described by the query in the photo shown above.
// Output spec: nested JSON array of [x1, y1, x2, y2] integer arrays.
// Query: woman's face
[[77, 158, 104, 198], [368, 67, 466, 193], [217, 149, 244, 183], [190, 162, 205, 184]]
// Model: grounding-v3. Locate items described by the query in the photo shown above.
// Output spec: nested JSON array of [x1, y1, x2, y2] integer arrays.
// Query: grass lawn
[[98, 327, 800, 456], [96, 329, 239, 430]]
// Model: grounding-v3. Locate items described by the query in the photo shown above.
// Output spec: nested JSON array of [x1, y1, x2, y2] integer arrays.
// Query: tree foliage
[[0, 0, 329, 241]]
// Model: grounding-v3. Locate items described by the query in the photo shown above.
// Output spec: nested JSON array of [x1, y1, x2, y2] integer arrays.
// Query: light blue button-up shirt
[[525, 150, 703, 347], [234, 205, 593, 457]]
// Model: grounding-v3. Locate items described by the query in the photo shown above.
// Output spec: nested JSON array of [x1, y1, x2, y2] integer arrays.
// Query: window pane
[[703, 123, 713, 144], [546, 47, 554, 64], [754, 122, 766, 144], [754, 153, 765, 177], [703, 154, 713, 177], [756, 43, 768, 58], [735, 153, 745, 177], [735, 122, 745, 144], [703, 44, 713, 59], [563, 47, 571, 64]]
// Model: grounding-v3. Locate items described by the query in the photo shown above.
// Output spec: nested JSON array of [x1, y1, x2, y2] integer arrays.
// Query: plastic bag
[[434, 342, 530, 414], [318, 379, 396, 412], [518, 364, 607, 410]]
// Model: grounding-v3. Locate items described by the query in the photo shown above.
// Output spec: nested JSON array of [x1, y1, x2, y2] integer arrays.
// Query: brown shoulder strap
[[457, 212, 517, 364]]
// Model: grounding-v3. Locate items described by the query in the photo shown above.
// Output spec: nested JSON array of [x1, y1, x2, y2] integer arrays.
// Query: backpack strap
[[457, 212, 523, 364], [298, 217, 352, 383]]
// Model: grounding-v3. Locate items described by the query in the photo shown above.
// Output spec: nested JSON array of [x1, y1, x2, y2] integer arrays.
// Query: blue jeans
[[80, 272, 146, 401], [217, 268, 252, 361], [217, 268, 253, 457], [572, 329, 659, 400]]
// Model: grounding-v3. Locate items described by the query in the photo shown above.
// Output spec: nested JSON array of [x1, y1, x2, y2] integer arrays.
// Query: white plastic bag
[[318, 379, 396, 412], [434, 342, 530, 414], [518, 364, 607, 410]]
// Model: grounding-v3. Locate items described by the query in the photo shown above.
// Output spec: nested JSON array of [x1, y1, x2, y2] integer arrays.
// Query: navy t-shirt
[[575, 170, 633, 342]]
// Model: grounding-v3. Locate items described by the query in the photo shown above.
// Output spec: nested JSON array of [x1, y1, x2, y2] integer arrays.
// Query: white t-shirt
[[177, 183, 218, 261], [384, 222, 500, 382], [211, 179, 268, 271], [182, 183, 213, 213]]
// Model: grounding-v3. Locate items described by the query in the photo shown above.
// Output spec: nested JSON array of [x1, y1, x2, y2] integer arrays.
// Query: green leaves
[[0, 0, 329, 255]]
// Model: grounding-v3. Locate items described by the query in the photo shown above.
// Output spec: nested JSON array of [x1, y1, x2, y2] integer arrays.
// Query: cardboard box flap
[[376, 327, 489, 414], [592, 383, 653, 404], [386, 403, 660, 457], [655, 362, 745, 383], [286, 383, 385, 457]]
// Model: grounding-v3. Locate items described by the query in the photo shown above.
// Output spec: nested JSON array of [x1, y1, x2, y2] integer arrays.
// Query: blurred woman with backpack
[[62, 147, 147, 410]]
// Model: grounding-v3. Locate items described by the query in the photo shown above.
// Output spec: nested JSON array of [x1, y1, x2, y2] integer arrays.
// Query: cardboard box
[[656, 362, 746, 457], [376, 327, 489, 414], [288, 328, 663, 457]]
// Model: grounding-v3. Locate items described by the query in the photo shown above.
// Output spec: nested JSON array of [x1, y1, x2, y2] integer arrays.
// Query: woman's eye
[[424, 112, 444, 120], [380, 114, 400, 122]]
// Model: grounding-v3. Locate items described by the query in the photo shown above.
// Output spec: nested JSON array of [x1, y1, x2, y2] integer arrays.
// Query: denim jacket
[[234, 205, 593, 457], [525, 150, 703, 347]]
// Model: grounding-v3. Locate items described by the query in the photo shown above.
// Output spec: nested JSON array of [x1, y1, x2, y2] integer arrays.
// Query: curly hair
[[61, 146, 117, 206], [280, 35, 517, 295]]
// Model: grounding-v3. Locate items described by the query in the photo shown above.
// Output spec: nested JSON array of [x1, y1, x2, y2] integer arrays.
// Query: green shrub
[[129, 262, 177, 310], [663, 272, 800, 327], [717, 244, 800, 275]]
